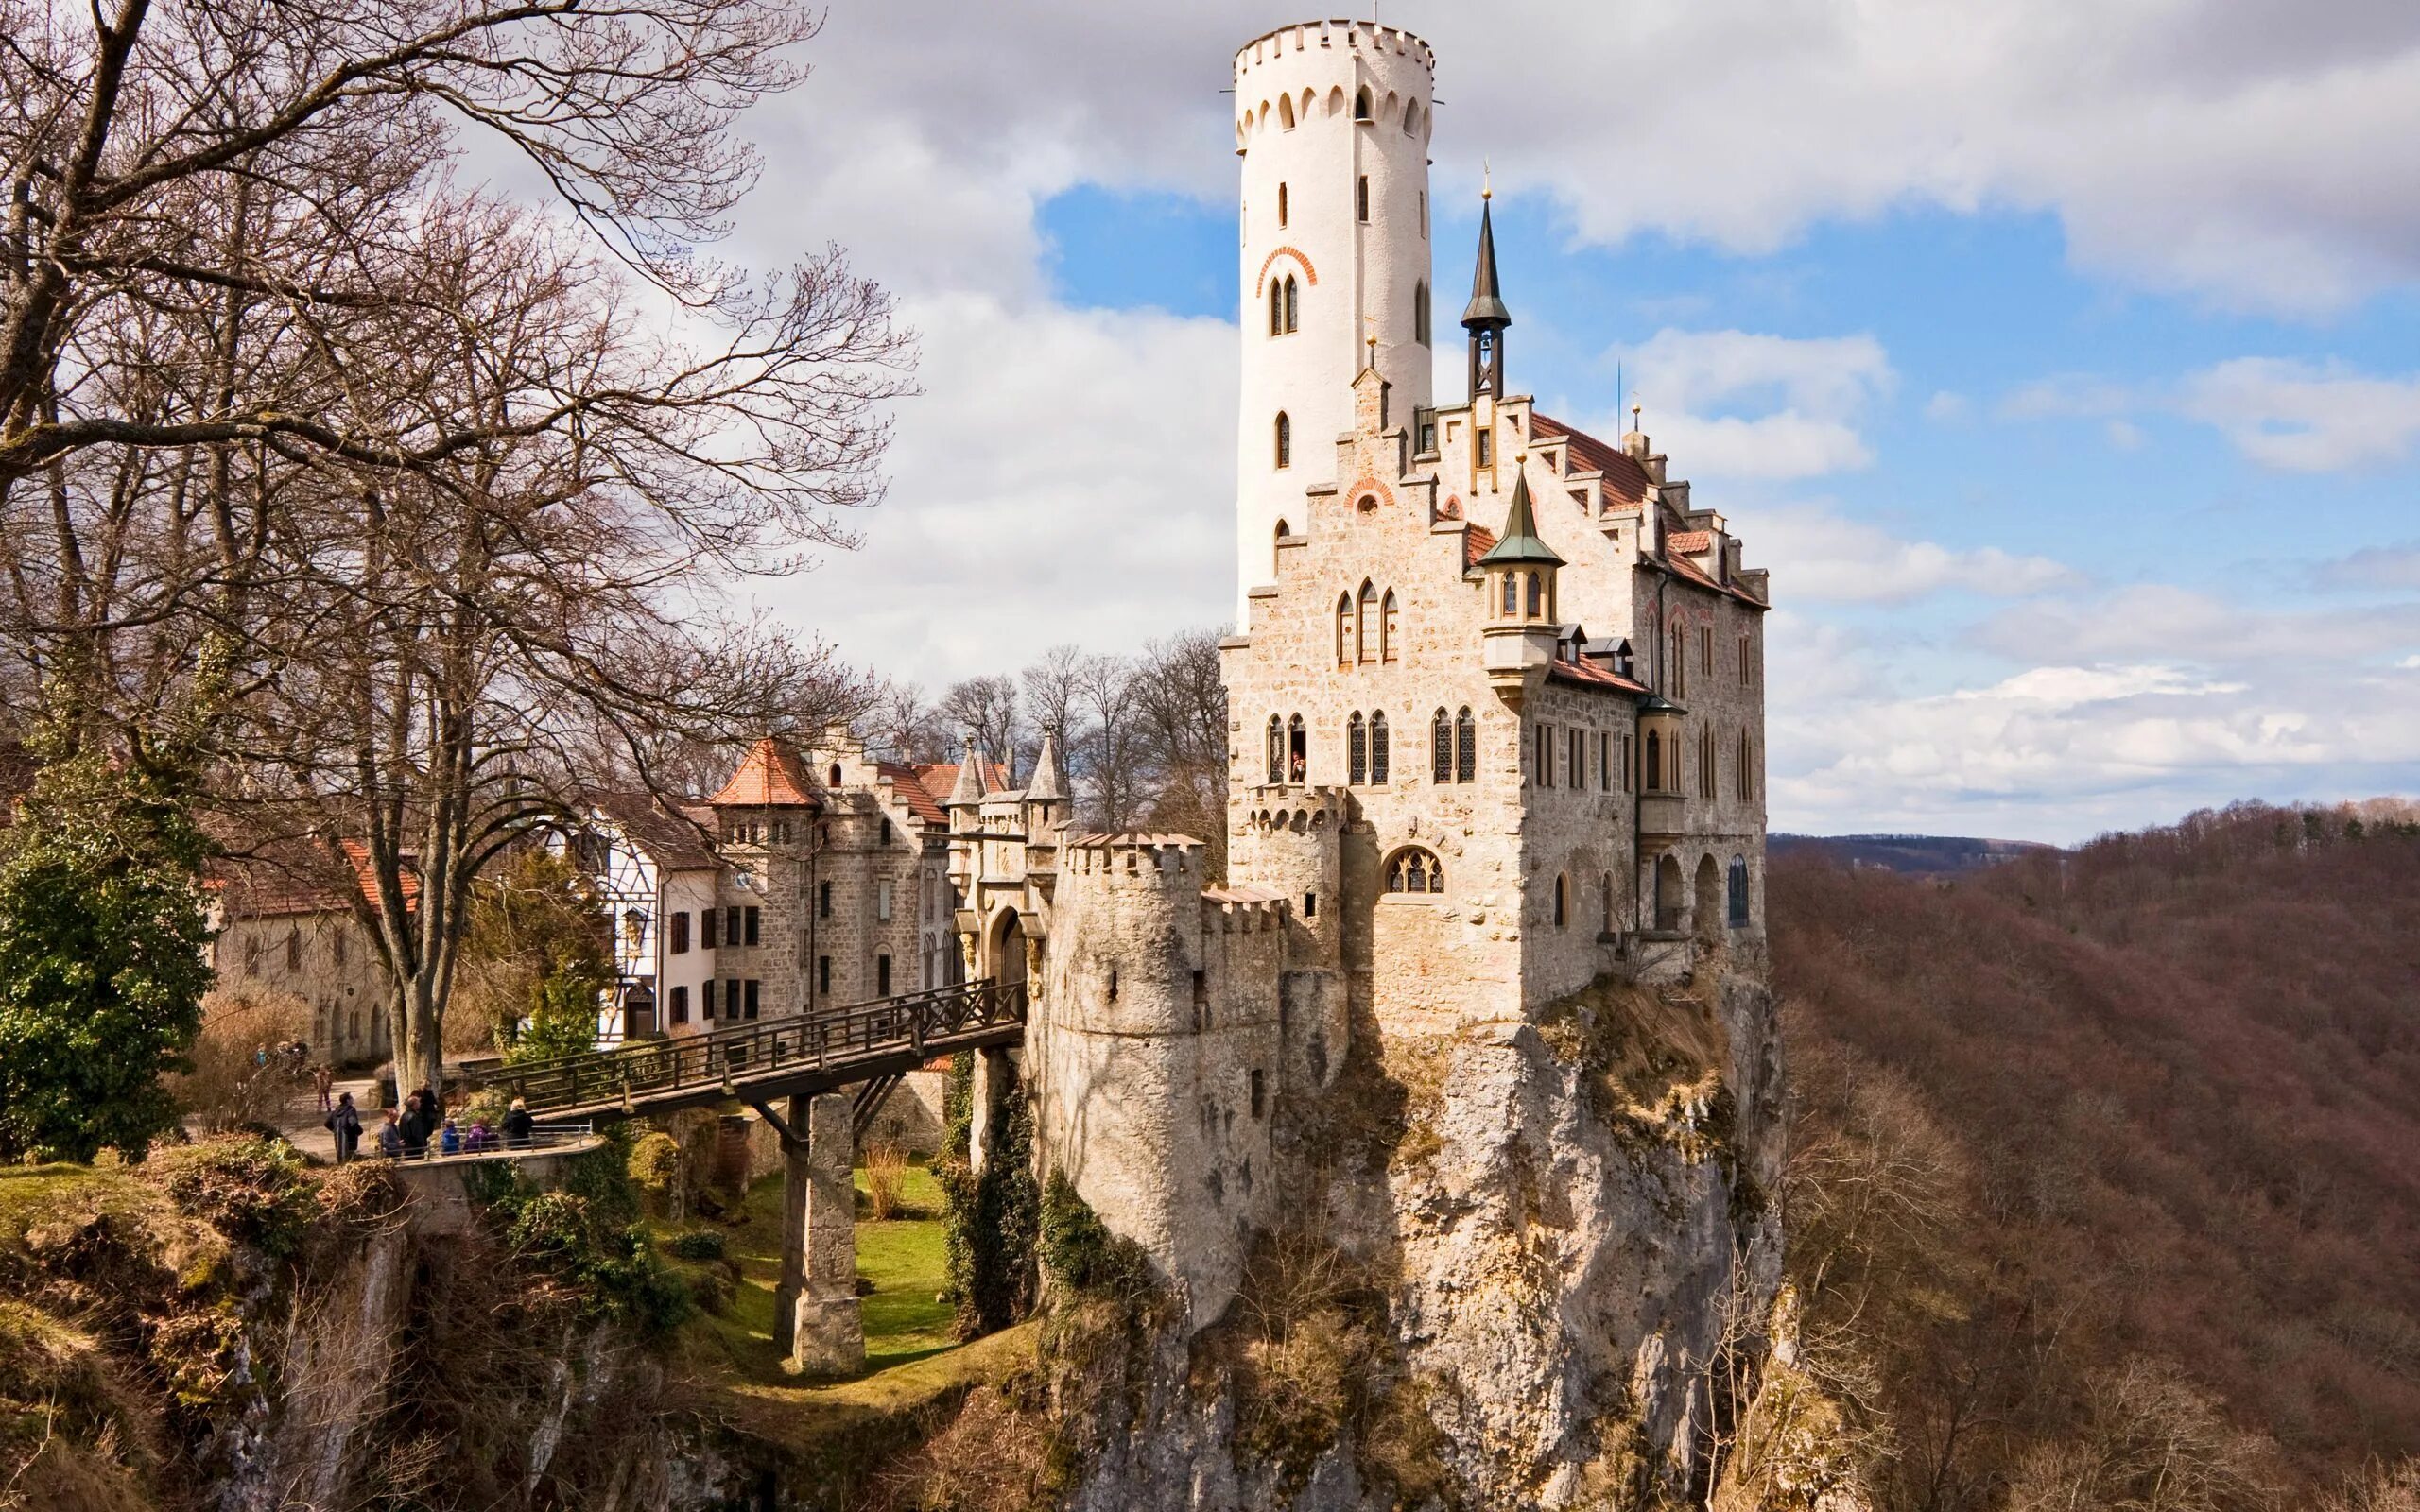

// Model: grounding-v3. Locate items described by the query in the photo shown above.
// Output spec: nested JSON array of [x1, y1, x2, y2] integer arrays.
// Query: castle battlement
[[1234, 19, 1434, 78]]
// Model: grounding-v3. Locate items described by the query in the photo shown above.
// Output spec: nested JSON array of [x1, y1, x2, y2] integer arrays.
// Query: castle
[[949, 18, 1772, 1324]]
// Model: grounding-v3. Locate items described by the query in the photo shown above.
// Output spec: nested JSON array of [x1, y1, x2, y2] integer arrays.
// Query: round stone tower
[[1233, 20, 1436, 615]]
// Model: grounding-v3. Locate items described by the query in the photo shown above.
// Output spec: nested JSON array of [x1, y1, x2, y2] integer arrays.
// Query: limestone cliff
[[0, 1140, 770, 1512], [900, 953, 1815, 1512]]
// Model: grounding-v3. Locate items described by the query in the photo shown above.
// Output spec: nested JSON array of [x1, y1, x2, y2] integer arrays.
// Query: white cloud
[[1924, 390, 1971, 423], [1974, 583, 2420, 665], [1602, 329, 1894, 480], [750, 293, 1237, 687], [1440, 1, 2420, 315], [2178, 358, 2420, 472], [2318, 545, 2420, 592], [1754, 505, 2076, 605], [1772, 648, 2420, 840], [2000, 358, 2420, 471]]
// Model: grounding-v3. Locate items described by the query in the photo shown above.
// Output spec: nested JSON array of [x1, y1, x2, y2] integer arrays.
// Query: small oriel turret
[[1477, 470, 1564, 704]]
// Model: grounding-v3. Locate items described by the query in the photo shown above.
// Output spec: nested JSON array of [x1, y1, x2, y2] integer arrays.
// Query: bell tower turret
[[1463, 183, 1512, 401]]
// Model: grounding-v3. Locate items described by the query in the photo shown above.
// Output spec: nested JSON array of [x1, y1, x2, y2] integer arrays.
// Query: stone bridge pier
[[768, 1091, 863, 1377]]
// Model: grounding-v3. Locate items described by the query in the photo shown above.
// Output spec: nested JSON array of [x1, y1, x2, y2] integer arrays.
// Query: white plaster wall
[[1234, 20, 1436, 615]]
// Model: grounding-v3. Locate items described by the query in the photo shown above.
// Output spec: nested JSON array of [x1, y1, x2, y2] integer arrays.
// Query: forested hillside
[[1772, 802, 2420, 1511]]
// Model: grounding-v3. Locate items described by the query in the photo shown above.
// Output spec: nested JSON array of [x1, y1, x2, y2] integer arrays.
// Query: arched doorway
[[987, 908, 1027, 987], [1693, 855, 1721, 941], [1654, 854, 1683, 933]]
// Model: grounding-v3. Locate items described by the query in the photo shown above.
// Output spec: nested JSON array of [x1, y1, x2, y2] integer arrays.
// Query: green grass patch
[[666, 1163, 956, 1382]]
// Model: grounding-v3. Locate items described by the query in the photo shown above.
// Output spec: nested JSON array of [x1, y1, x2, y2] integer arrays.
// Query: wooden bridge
[[469, 978, 1028, 1126]]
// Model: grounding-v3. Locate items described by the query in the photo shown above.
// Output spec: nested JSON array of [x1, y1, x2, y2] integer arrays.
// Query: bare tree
[[861, 679, 948, 765], [939, 673, 1024, 783], [1132, 628, 1229, 868], [2, 0, 912, 1093]]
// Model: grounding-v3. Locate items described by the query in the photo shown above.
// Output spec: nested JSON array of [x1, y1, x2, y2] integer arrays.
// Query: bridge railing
[[472, 978, 1026, 1115]]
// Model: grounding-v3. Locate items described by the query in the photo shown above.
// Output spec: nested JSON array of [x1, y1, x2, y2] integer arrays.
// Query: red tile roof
[[1666, 529, 1713, 555], [1528, 413, 1653, 506], [877, 762, 949, 828], [1547, 656, 1652, 696], [914, 760, 1010, 805], [708, 737, 821, 808], [1463, 524, 1498, 571], [213, 839, 419, 919]]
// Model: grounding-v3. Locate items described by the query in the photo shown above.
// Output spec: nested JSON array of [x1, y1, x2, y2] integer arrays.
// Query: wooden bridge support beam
[[766, 1092, 864, 1377], [966, 1045, 1013, 1177]]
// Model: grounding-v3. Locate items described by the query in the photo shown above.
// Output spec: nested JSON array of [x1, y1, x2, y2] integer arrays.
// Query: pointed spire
[[1476, 471, 1564, 568], [1462, 195, 1512, 331], [1028, 726, 1065, 803], [947, 731, 987, 808]]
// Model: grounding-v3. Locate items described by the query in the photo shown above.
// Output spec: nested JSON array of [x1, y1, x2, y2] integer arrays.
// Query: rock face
[[1040, 954, 1789, 1511]]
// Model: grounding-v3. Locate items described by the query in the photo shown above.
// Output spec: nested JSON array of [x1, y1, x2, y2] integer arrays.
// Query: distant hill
[[1769, 831, 2061, 874], [1772, 799, 2420, 1508]]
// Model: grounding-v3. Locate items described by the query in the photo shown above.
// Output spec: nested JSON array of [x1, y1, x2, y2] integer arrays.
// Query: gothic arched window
[[1266, 714, 1284, 785], [1380, 589, 1399, 662], [1668, 622, 1688, 697], [1356, 580, 1376, 663], [1274, 410, 1291, 468], [1385, 847, 1446, 896], [1645, 730, 1662, 790], [1431, 708, 1452, 784], [1728, 856, 1751, 928], [1355, 87, 1373, 121], [1284, 275, 1299, 333], [1455, 706, 1476, 783], [1287, 713, 1306, 783], [1413, 280, 1430, 345], [1269, 281, 1284, 336], [1278, 94, 1295, 129], [1348, 712, 1368, 785], [1501, 573, 1518, 617], [1370, 711, 1390, 782], [1526, 571, 1544, 618], [1334, 593, 1353, 668]]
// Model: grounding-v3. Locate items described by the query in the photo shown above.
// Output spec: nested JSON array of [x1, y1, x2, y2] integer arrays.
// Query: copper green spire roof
[[1475, 472, 1563, 568], [1462, 197, 1512, 330]]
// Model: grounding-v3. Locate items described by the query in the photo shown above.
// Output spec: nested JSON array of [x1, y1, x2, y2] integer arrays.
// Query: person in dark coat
[[399, 1092, 430, 1158], [376, 1108, 405, 1159], [503, 1098, 536, 1150], [324, 1092, 363, 1165]]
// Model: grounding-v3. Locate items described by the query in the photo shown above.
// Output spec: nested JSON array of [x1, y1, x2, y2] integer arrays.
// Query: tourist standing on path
[[439, 1116, 461, 1156], [325, 1093, 362, 1164], [503, 1098, 535, 1149], [313, 1064, 334, 1113], [399, 1092, 430, 1158], [376, 1108, 404, 1159]]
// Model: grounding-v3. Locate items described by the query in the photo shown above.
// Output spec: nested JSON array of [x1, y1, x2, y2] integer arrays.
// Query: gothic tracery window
[[1348, 712, 1368, 785], [1266, 714, 1284, 785], [1455, 706, 1476, 783], [1381, 589, 1399, 662], [1385, 847, 1445, 896], [1371, 711, 1390, 782], [1357, 580, 1377, 662], [1431, 708, 1451, 783]]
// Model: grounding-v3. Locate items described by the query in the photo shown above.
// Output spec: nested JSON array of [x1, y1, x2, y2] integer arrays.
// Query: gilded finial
[[1482, 159, 1492, 201]]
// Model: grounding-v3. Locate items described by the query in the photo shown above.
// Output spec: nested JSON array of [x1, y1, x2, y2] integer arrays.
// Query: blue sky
[[711, 2, 2420, 843]]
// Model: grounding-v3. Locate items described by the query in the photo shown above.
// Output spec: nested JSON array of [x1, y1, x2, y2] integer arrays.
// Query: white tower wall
[[1233, 21, 1435, 615]]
